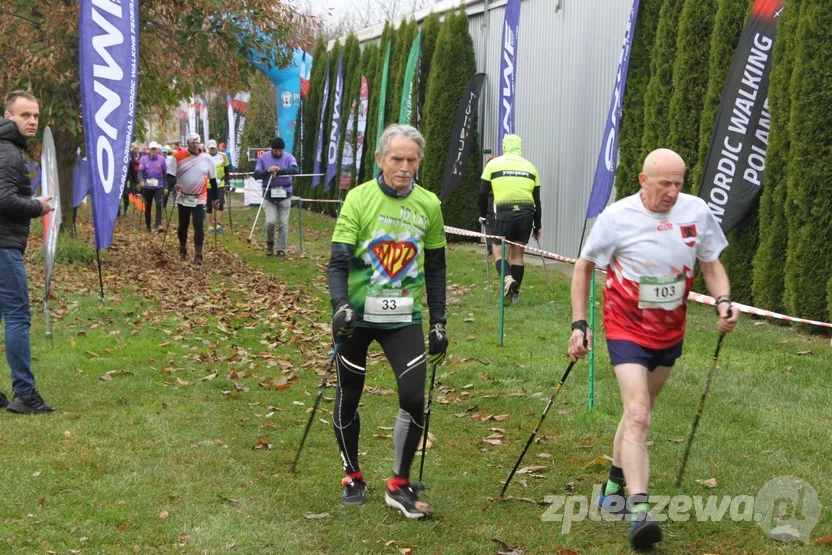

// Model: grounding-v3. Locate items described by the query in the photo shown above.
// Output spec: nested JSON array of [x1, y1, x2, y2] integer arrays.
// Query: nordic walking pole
[[500, 354, 583, 497], [247, 173, 273, 244], [416, 362, 439, 486], [675, 320, 730, 487], [534, 235, 558, 317], [290, 344, 340, 473], [226, 187, 234, 233], [482, 222, 492, 308]]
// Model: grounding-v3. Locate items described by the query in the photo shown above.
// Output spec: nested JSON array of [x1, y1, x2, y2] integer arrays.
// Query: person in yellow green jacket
[[206, 139, 230, 234]]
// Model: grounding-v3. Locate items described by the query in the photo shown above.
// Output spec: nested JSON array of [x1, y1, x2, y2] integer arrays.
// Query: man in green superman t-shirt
[[327, 124, 448, 519]]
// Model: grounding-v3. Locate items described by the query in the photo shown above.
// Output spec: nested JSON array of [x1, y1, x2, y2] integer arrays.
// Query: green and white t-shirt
[[332, 180, 446, 329]]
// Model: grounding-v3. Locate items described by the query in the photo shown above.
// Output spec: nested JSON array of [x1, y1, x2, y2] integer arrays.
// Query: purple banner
[[312, 55, 331, 188], [325, 53, 344, 192], [585, 0, 640, 219], [498, 0, 520, 154], [79, 0, 139, 249]]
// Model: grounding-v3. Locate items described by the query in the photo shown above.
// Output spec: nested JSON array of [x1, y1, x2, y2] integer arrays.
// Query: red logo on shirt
[[680, 224, 697, 247], [657, 220, 673, 231], [371, 240, 418, 280]]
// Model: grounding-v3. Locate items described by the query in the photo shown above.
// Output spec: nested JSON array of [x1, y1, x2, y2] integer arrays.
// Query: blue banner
[[498, 0, 520, 154], [251, 49, 307, 155], [324, 53, 344, 192], [585, 0, 640, 219], [312, 55, 331, 188], [79, 0, 139, 249]]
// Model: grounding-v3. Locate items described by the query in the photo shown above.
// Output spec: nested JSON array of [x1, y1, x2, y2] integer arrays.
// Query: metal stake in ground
[[500, 356, 581, 497], [675, 327, 729, 487], [290, 344, 339, 473], [534, 236, 558, 317], [247, 173, 274, 244]]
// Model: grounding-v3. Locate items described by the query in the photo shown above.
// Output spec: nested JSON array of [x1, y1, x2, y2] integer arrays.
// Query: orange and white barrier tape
[[443, 225, 832, 329]]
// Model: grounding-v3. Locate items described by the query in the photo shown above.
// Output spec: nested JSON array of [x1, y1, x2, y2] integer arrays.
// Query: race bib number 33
[[638, 274, 685, 310], [364, 288, 413, 323]]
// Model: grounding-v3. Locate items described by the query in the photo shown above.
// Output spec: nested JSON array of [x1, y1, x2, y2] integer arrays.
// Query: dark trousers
[[142, 188, 164, 229], [177, 204, 205, 252], [333, 324, 426, 479]]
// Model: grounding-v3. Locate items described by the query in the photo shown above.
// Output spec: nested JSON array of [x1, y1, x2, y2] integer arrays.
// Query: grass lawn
[[1, 198, 829, 554]]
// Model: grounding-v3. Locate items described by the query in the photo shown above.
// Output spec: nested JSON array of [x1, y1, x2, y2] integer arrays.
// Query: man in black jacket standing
[[0, 91, 55, 414]]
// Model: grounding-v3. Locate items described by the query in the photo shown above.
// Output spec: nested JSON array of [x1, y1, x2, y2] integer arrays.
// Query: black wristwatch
[[715, 295, 732, 315], [571, 320, 588, 334]]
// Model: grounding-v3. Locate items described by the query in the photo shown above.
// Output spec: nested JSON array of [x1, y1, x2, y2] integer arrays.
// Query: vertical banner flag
[[340, 99, 357, 190], [415, 36, 423, 131], [325, 53, 345, 192], [41, 127, 61, 299], [199, 96, 210, 145], [178, 100, 189, 144], [79, 0, 139, 250], [585, 0, 640, 219], [355, 76, 369, 178], [232, 91, 251, 169], [312, 54, 331, 188], [498, 0, 520, 154], [399, 32, 422, 125], [372, 42, 392, 177], [441, 73, 486, 200], [273, 50, 304, 155], [299, 52, 312, 166], [188, 96, 196, 138], [226, 95, 236, 167], [698, 0, 784, 233]]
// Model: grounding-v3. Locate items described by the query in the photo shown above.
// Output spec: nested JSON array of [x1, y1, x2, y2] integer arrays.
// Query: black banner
[[698, 0, 784, 233], [441, 73, 486, 200]]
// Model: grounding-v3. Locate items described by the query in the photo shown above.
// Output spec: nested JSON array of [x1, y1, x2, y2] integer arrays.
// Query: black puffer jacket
[[0, 118, 43, 253]]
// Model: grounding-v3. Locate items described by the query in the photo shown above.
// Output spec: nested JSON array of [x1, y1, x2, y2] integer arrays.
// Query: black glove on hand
[[332, 304, 356, 343], [428, 322, 448, 365]]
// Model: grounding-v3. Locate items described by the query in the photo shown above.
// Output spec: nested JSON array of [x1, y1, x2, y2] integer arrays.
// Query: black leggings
[[177, 204, 205, 252], [333, 324, 426, 479], [142, 188, 164, 228]]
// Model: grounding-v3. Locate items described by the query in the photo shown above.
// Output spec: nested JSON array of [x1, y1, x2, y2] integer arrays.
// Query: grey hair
[[375, 124, 425, 160]]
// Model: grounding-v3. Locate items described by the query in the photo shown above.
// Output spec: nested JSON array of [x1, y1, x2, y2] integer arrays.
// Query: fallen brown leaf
[[695, 478, 718, 488]]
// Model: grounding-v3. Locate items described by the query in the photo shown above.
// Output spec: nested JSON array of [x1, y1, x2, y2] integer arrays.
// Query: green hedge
[[615, 0, 663, 199], [639, 0, 684, 159], [751, 0, 802, 313], [667, 0, 717, 183], [421, 8, 480, 232], [783, 0, 832, 320]]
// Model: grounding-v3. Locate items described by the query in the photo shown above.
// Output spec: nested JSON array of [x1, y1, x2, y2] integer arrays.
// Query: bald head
[[641, 148, 685, 176], [639, 148, 686, 213]]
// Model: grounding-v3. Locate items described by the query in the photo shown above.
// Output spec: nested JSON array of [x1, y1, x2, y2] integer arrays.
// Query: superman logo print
[[362, 230, 420, 286]]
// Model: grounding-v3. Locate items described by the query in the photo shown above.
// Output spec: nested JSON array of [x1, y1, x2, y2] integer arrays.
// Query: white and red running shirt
[[167, 150, 216, 206], [580, 191, 728, 349]]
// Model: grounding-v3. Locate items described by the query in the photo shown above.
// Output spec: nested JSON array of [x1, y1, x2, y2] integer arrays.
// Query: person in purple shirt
[[253, 136, 298, 257], [138, 141, 168, 233]]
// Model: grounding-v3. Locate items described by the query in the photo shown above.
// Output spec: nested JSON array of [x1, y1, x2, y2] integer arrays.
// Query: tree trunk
[[53, 127, 77, 233]]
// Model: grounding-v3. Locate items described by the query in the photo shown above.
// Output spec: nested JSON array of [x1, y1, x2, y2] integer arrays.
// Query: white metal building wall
[[345, 0, 632, 258]]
